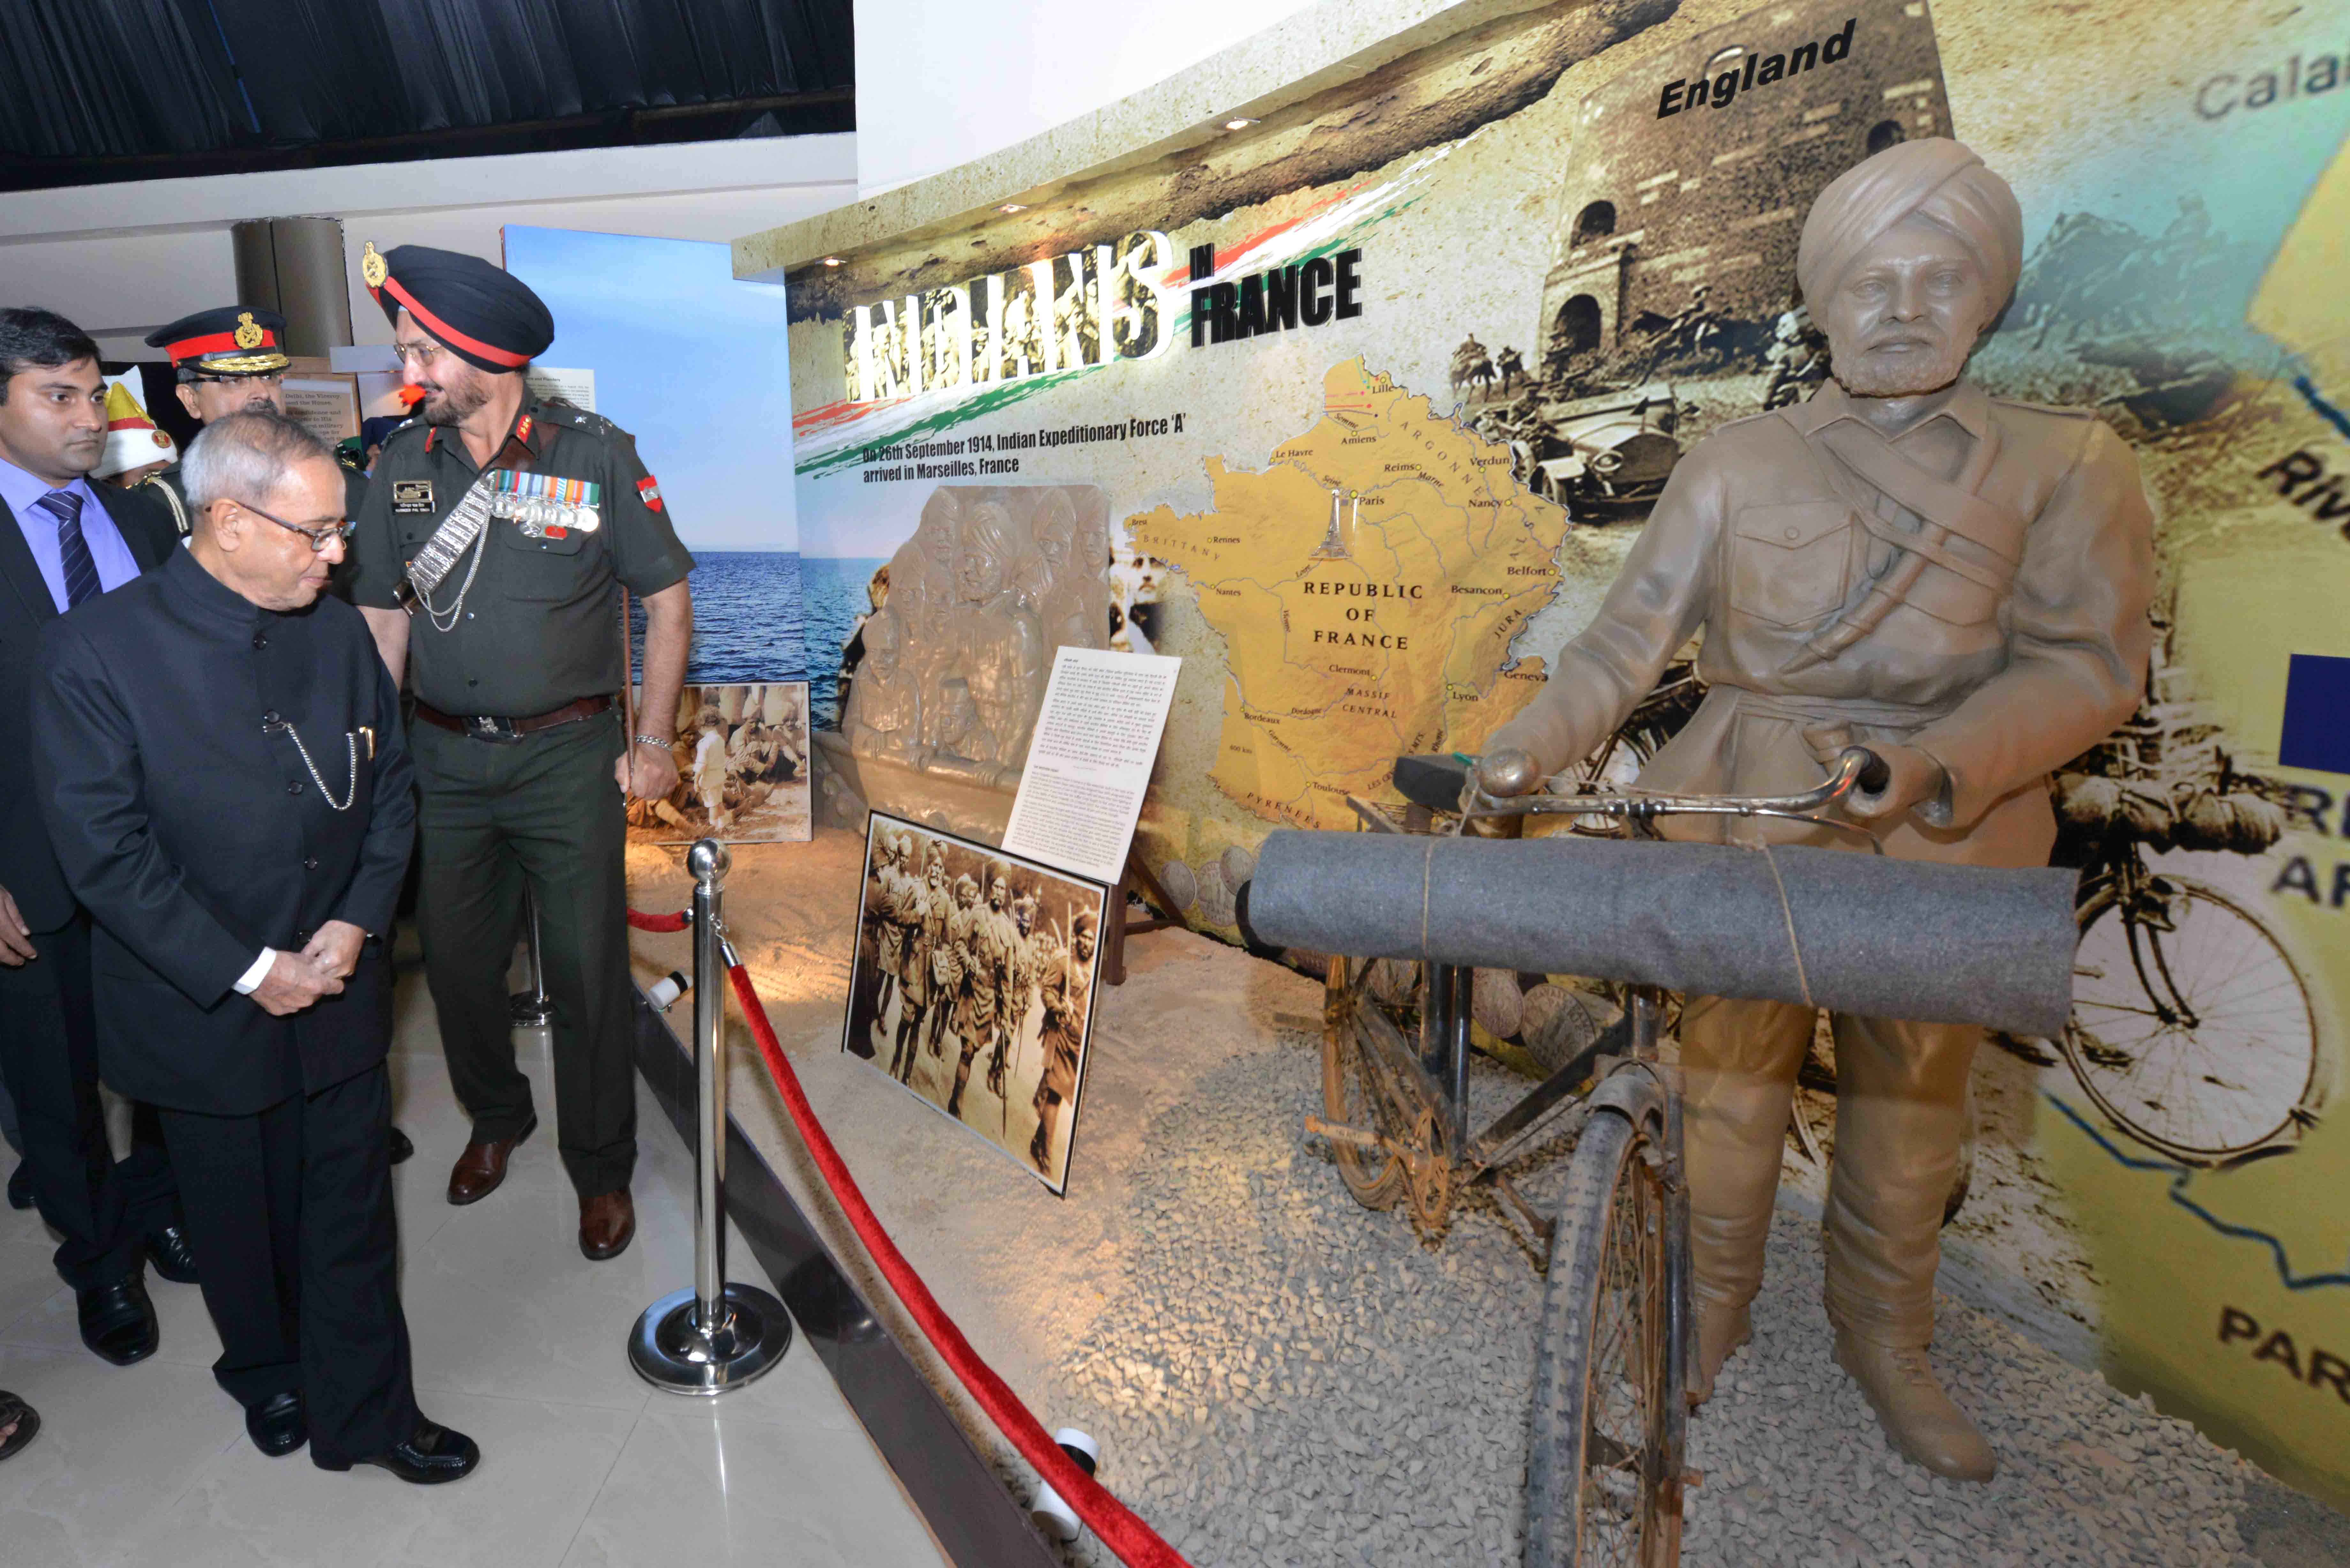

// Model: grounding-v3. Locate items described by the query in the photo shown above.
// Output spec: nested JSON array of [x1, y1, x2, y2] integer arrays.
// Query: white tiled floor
[[0, 969, 947, 1567]]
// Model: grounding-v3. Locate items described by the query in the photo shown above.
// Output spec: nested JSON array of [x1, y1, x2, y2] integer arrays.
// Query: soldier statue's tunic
[[346, 247, 693, 1248], [1484, 139, 2155, 1482]]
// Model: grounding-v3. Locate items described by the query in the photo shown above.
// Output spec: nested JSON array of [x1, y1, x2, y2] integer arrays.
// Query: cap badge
[[361, 242, 388, 290], [233, 312, 264, 350]]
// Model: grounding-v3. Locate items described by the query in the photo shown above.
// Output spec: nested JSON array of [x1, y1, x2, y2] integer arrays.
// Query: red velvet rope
[[724, 963, 1190, 1568], [626, 908, 690, 932]]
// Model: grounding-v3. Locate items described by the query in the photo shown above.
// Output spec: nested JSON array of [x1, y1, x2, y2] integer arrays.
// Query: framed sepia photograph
[[841, 812, 1108, 1194], [626, 681, 812, 845]]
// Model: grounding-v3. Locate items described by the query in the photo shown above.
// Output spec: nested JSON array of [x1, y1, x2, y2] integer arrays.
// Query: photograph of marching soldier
[[840, 814, 1105, 1193], [347, 243, 695, 1262], [624, 681, 810, 845]]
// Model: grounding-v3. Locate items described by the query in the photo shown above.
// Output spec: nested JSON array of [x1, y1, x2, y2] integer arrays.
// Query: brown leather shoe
[[1833, 1331, 1997, 1482], [446, 1115, 535, 1206], [579, 1189, 635, 1261]]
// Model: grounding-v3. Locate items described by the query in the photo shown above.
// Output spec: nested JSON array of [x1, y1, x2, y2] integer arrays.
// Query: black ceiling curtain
[[0, 0, 851, 168]]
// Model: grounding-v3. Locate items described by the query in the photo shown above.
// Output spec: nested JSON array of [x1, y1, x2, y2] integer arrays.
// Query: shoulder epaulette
[[535, 400, 624, 438], [381, 419, 431, 449]]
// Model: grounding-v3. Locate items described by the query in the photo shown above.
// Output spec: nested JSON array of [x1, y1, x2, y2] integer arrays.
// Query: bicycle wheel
[[2066, 877, 2319, 1162], [1525, 1101, 1684, 1567], [1323, 955, 1411, 1209]]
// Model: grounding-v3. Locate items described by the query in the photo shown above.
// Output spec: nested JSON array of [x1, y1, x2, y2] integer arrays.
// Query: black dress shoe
[[245, 1391, 307, 1457], [318, 1419, 479, 1484], [145, 1223, 201, 1285], [76, 1278, 158, 1366], [5, 1162, 29, 1211], [388, 1127, 414, 1165]]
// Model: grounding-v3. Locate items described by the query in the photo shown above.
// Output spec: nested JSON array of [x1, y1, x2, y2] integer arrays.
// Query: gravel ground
[[1032, 1029, 2270, 1568]]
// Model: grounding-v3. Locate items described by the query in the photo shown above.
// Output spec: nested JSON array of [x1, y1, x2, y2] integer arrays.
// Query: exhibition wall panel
[[756, 0, 2350, 1513]]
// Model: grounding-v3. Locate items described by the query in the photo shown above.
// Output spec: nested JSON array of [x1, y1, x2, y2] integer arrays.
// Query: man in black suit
[[31, 409, 477, 1481], [0, 307, 196, 1367]]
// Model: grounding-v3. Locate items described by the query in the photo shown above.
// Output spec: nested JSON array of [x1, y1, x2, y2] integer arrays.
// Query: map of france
[[1128, 358, 1569, 829]]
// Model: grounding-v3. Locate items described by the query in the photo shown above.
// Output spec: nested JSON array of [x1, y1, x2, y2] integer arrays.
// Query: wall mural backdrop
[[774, 0, 2350, 1508]]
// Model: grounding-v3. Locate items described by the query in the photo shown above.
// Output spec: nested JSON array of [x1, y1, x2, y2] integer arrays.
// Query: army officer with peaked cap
[[139, 307, 371, 543], [347, 243, 694, 1262]]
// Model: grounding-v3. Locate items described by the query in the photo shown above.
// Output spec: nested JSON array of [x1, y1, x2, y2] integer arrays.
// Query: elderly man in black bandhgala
[[31, 410, 478, 1482]]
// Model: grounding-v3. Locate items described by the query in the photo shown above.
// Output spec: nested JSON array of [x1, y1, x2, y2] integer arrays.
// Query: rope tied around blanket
[[720, 961, 1192, 1568], [1755, 842, 1817, 1011], [625, 908, 690, 932]]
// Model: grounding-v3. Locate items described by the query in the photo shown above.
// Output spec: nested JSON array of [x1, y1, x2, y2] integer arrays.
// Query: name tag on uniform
[[487, 471, 601, 539], [391, 479, 435, 514]]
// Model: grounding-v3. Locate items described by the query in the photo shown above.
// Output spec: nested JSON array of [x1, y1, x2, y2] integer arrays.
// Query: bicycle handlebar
[[1459, 746, 1887, 831]]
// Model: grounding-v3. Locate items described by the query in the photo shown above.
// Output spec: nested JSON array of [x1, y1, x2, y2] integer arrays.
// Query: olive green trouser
[[1681, 995, 1978, 1348], [411, 711, 636, 1198]]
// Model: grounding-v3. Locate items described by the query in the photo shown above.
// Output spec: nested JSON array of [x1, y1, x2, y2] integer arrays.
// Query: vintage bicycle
[[1245, 746, 2077, 1567]]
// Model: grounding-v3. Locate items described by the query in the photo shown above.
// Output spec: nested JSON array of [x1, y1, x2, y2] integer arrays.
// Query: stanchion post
[[628, 840, 792, 1395], [509, 890, 554, 1028]]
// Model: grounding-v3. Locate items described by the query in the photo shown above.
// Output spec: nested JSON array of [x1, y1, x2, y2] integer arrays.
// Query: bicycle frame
[[1321, 748, 1886, 1241]]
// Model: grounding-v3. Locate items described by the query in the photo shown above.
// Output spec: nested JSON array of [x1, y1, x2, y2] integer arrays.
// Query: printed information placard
[[1002, 648, 1181, 885]]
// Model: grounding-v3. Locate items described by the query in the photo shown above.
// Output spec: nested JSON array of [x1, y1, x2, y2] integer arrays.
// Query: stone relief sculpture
[[845, 606, 924, 768], [953, 499, 1046, 769], [830, 484, 1114, 835]]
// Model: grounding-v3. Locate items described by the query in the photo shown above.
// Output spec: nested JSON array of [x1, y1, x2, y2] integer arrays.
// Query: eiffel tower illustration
[[1311, 486, 1354, 560]]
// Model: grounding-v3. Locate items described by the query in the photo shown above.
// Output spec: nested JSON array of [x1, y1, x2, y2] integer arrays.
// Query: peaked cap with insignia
[[144, 306, 290, 376], [362, 242, 555, 373]]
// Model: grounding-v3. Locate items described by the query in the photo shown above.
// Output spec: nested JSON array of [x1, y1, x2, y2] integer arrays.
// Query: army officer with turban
[[1479, 139, 2154, 1481], [347, 244, 694, 1263]]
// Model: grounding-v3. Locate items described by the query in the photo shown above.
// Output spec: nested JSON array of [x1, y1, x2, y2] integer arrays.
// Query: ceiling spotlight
[[998, 202, 1029, 214], [1224, 117, 1257, 131], [820, 256, 843, 267]]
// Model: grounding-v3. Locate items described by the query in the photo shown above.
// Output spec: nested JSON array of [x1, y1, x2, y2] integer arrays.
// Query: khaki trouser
[[1680, 995, 1977, 1348]]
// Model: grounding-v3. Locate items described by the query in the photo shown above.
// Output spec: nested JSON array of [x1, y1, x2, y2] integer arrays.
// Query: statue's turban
[[1796, 138, 2023, 315]]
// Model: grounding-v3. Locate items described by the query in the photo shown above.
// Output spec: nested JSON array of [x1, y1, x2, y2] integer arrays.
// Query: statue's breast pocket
[[1729, 501, 1857, 627]]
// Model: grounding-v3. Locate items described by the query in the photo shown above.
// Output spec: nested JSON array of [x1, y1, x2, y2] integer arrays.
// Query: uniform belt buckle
[[468, 715, 525, 744]]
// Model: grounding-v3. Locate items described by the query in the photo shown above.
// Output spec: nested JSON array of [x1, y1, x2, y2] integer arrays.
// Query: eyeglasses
[[389, 339, 449, 367], [232, 497, 354, 554]]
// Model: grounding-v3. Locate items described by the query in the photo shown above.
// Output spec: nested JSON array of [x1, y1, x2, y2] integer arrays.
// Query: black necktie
[[34, 489, 102, 609]]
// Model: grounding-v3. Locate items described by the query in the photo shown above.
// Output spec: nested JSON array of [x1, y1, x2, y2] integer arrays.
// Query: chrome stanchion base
[[628, 1283, 792, 1396], [509, 992, 555, 1029]]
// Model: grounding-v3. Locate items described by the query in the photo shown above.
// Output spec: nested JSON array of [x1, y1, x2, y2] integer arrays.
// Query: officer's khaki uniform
[[1488, 379, 2154, 1347], [348, 402, 693, 1197]]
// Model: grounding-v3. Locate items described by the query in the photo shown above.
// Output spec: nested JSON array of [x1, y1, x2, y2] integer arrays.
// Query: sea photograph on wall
[[505, 224, 807, 688]]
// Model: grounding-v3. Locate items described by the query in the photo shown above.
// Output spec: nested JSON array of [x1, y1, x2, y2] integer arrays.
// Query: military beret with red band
[[362, 242, 554, 373]]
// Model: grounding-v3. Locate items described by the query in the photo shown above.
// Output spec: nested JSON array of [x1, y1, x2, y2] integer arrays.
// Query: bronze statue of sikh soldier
[[1479, 139, 2155, 1481]]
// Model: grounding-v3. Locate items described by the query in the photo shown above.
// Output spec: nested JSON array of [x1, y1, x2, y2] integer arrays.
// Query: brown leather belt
[[415, 694, 611, 742]]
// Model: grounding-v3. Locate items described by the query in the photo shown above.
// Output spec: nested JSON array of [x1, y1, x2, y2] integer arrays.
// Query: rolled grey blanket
[[1247, 831, 2078, 1037]]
